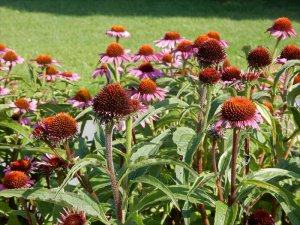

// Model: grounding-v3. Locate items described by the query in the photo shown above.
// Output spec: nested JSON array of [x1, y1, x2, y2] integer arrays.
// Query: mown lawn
[[0, 0, 300, 85]]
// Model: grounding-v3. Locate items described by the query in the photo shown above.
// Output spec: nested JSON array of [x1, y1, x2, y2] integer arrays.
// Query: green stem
[[125, 116, 132, 165], [4, 65, 12, 88], [271, 37, 282, 61], [114, 62, 120, 83], [42, 67, 46, 88], [202, 85, 213, 131], [245, 83, 251, 99]]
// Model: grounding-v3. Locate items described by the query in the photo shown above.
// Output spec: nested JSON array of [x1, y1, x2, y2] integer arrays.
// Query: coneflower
[[129, 62, 163, 79], [154, 31, 185, 49], [199, 68, 221, 85], [196, 39, 226, 66], [248, 210, 275, 225], [31, 54, 60, 67], [57, 208, 86, 225], [68, 88, 93, 108], [132, 45, 159, 62], [221, 66, 241, 83], [277, 45, 300, 64], [267, 17, 297, 39], [247, 47, 272, 70], [0, 171, 34, 190], [106, 25, 130, 38]]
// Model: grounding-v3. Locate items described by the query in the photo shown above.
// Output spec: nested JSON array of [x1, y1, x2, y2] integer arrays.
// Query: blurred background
[[0, 0, 299, 84]]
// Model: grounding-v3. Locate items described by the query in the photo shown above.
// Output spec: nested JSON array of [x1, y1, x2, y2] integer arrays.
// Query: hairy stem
[[20, 198, 33, 225], [245, 135, 250, 175]]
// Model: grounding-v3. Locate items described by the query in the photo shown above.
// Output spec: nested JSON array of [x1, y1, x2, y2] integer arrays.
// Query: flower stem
[[245, 135, 250, 175], [20, 198, 33, 225], [271, 37, 282, 61], [4, 65, 12, 88], [105, 121, 122, 221], [229, 128, 240, 205], [114, 62, 120, 83]]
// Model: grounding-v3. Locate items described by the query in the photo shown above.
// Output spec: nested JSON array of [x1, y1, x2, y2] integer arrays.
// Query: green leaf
[[75, 106, 93, 120], [0, 188, 110, 224], [287, 83, 300, 106], [0, 118, 31, 143], [290, 107, 300, 130], [214, 201, 238, 225], [172, 127, 195, 155]]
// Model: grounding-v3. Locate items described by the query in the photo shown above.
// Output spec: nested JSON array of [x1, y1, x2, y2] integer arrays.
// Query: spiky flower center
[[130, 99, 141, 112], [10, 159, 31, 172], [106, 42, 124, 57], [222, 97, 256, 121], [162, 53, 172, 63], [3, 171, 28, 189], [47, 156, 66, 168], [176, 40, 193, 52], [46, 66, 58, 75], [272, 17, 292, 31], [199, 68, 221, 84], [138, 45, 154, 56], [0, 43, 6, 51], [280, 45, 300, 60], [207, 31, 221, 41], [61, 71, 73, 77], [15, 98, 30, 109], [223, 58, 231, 68], [222, 66, 241, 81], [64, 214, 85, 225], [138, 62, 154, 72], [248, 209, 275, 225], [138, 79, 157, 94], [247, 47, 271, 69], [36, 54, 52, 65], [194, 35, 210, 47], [3, 50, 18, 62], [111, 25, 126, 32], [74, 88, 92, 102], [196, 39, 226, 65], [101, 64, 108, 70], [164, 31, 181, 40]]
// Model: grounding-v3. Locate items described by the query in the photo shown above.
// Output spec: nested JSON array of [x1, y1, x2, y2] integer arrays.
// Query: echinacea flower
[[60, 71, 80, 81], [4, 156, 36, 174], [100, 42, 131, 65], [39, 66, 61, 81], [68, 88, 93, 108], [106, 25, 130, 38], [241, 72, 260, 82], [196, 39, 226, 66], [0, 62, 9, 71], [31, 117, 54, 141], [247, 47, 272, 70], [158, 49, 181, 67], [155, 31, 185, 49], [0, 50, 24, 67], [277, 45, 300, 64], [193, 34, 210, 48], [248, 209, 275, 225], [0, 86, 10, 95], [208, 124, 226, 140], [207, 31, 229, 48], [93, 83, 137, 122], [129, 62, 162, 79], [57, 208, 86, 225], [132, 45, 160, 62], [199, 68, 221, 85], [9, 98, 37, 114], [11, 114, 32, 126], [0, 43, 8, 54], [31, 54, 60, 67], [130, 78, 168, 103], [221, 66, 241, 83], [215, 96, 263, 129], [37, 154, 68, 170], [92, 64, 111, 79], [0, 171, 34, 190], [223, 58, 231, 69], [173, 40, 195, 60], [267, 17, 297, 39]]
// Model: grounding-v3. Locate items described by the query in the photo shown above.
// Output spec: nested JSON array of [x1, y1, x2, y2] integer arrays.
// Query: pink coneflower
[[92, 64, 111, 79], [39, 66, 61, 81], [4, 156, 36, 174], [221, 66, 241, 83], [0, 50, 24, 67], [215, 96, 263, 129], [199, 68, 221, 85], [31, 54, 60, 67], [130, 62, 163, 79], [11, 113, 32, 126], [193, 35, 210, 49], [277, 45, 300, 64], [207, 31, 229, 48], [0, 43, 8, 54], [267, 17, 297, 39], [247, 47, 272, 70], [106, 25, 130, 38], [68, 88, 93, 108], [155, 31, 185, 49], [9, 98, 37, 114], [241, 72, 260, 82], [0, 62, 9, 71], [100, 42, 131, 65], [248, 209, 275, 225], [173, 40, 195, 60], [132, 45, 160, 62], [0, 171, 34, 190], [60, 71, 80, 81], [57, 208, 86, 225], [37, 154, 68, 170], [158, 49, 181, 67], [130, 78, 168, 103], [0, 86, 10, 95], [196, 39, 226, 66]]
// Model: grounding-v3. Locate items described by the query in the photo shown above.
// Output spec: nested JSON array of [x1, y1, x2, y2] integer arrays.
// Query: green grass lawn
[[0, 0, 300, 85]]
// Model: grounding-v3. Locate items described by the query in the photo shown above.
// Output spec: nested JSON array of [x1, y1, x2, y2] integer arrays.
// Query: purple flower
[[9, 98, 37, 114], [132, 45, 160, 62], [129, 62, 163, 79], [92, 64, 111, 79], [266, 17, 297, 39], [60, 71, 80, 81], [106, 25, 130, 38], [100, 42, 131, 65], [154, 31, 185, 49], [0, 50, 24, 67]]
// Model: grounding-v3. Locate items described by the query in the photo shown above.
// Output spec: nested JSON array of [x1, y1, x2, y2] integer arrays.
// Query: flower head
[[277, 45, 300, 64], [248, 209, 275, 225], [37, 154, 68, 170], [158, 49, 181, 67], [196, 39, 226, 66], [92, 64, 111, 79], [9, 98, 37, 114], [199, 68, 221, 85], [215, 96, 263, 129], [0, 171, 34, 190], [39, 66, 61, 81], [208, 124, 226, 140], [31, 54, 60, 67], [0, 50, 24, 66], [130, 78, 168, 103], [57, 208, 86, 225], [0, 86, 10, 96], [207, 31, 229, 48], [154, 31, 185, 48], [132, 45, 159, 62], [130, 62, 163, 79], [11, 114, 32, 126], [242, 72, 260, 82], [267, 17, 297, 39], [68, 88, 93, 108], [173, 40, 195, 60], [100, 42, 131, 65], [93, 83, 136, 122], [247, 47, 272, 70], [221, 66, 241, 82], [106, 25, 130, 38], [223, 58, 231, 69], [193, 35, 210, 48], [60, 71, 80, 81], [0, 43, 8, 54], [4, 156, 36, 174]]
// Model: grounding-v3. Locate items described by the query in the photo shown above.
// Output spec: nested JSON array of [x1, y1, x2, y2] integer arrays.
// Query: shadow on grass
[[0, 0, 299, 20]]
